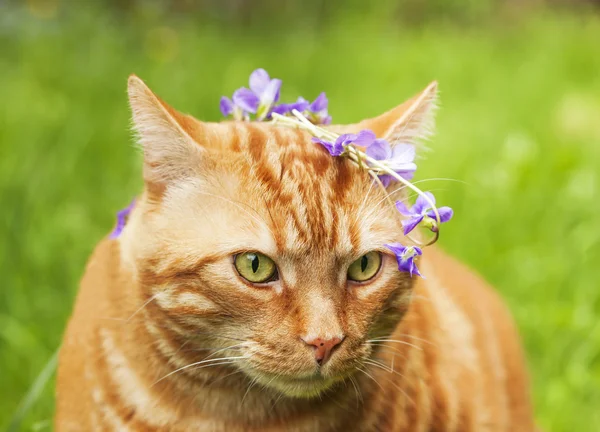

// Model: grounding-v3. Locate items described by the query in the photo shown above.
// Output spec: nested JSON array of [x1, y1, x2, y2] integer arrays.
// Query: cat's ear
[[127, 75, 205, 186], [337, 81, 438, 147]]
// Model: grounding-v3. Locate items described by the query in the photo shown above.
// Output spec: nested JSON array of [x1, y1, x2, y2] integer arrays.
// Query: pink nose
[[302, 336, 344, 365]]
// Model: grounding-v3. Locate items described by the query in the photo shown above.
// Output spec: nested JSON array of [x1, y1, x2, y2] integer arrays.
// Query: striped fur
[[55, 77, 535, 431]]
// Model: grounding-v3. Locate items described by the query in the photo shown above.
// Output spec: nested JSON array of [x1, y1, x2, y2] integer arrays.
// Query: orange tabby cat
[[55, 76, 535, 431]]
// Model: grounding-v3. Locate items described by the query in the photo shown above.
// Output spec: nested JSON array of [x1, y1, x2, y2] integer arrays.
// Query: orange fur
[[55, 76, 535, 431]]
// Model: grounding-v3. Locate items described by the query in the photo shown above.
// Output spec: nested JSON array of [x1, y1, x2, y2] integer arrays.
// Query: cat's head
[[119, 75, 437, 398]]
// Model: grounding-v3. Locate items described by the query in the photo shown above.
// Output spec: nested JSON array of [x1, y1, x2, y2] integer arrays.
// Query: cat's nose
[[301, 336, 345, 366]]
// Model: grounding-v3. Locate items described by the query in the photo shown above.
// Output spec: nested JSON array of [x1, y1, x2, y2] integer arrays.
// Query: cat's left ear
[[337, 81, 438, 147], [127, 75, 206, 187]]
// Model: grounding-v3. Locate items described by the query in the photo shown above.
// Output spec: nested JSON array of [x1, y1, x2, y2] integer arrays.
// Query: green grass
[[1, 5, 600, 431]]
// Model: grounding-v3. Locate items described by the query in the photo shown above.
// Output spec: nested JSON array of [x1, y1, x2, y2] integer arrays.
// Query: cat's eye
[[347, 251, 382, 282], [234, 252, 278, 284]]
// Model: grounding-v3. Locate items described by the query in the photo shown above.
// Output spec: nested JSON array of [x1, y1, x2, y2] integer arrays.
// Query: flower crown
[[220, 69, 454, 278]]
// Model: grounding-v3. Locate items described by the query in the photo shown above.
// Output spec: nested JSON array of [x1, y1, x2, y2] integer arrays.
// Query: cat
[[55, 75, 536, 431]]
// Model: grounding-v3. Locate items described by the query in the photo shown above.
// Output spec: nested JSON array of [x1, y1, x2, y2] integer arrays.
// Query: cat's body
[[56, 76, 535, 431]]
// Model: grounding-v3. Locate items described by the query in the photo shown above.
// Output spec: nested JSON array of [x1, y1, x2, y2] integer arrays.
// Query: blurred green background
[[1, 0, 600, 430]]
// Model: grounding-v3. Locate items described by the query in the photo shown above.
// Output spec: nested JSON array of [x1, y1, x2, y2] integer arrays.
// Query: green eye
[[347, 252, 382, 282], [234, 252, 278, 284]]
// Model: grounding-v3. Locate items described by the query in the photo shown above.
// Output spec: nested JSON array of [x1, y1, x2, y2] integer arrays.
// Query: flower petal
[[312, 137, 343, 156], [378, 174, 392, 187], [395, 200, 414, 217], [384, 243, 406, 258], [408, 258, 422, 278], [309, 92, 328, 112], [110, 199, 136, 239], [385, 244, 423, 277], [393, 164, 417, 180], [249, 68, 270, 94], [426, 206, 454, 223], [413, 191, 436, 215], [391, 144, 416, 162], [353, 130, 376, 148], [401, 215, 424, 235], [386, 144, 416, 171], [271, 99, 306, 116], [271, 103, 291, 115], [366, 139, 391, 160], [320, 115, 332, 125], [261, 78, 282, 104], [233, 88, 259, 114], [336, 133, 356, 147], [219, 96, 233, 117]]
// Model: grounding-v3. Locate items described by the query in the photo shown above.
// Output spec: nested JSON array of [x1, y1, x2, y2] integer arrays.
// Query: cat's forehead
[[216, 123, 392, 254]]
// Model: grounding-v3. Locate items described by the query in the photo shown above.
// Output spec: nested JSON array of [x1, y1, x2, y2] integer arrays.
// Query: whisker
[[127, 294, 160, 322], [360, 177, 464, 223], [363, 362, 415, 406], [364, 359, 409, 384], [186, 360, 243, 376], [393, 333, 437, 347], [364, 358, 394, 373], [369, 344, 409, 359], [205, 369, 245, 388], [189, 331, 247, 343], [241, 376, 260, 405], [99, 293, 160, 323], [204, 342, 248, 361], [348, 375, 363, 408], [269, 391, 285, 414], [411, 177, 469, 186], [367, 339, 422, 351], [152, 356, 247, 386], [356, 366, 385, 392]]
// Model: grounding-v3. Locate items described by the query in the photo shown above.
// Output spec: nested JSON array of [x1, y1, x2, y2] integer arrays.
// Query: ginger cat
[[55, 76, 535, 431]]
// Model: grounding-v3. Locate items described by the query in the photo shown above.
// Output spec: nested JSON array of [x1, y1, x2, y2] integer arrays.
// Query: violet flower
[[220, 96, 234, 117], [110, 199, 136, 239], [312, 130, 376, 156], [271, 97, 310, 116], [250, 69, 283, 120], [366, 140, 417, 185], [272, 92, 331, 124], [385, 243, 423, 278], [232, 88, 259, 114], [305, 92, 331, 125], [225, 69, 282, 121], [395, 192, 454, 235]]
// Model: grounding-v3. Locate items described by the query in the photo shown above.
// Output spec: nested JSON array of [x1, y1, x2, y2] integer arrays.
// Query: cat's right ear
[[127, 75, 205, 188]]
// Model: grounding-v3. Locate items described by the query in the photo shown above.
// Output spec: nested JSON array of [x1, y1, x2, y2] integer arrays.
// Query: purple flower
[[220, 96, 234, 117], [312, 130, 376, 156], [272, 92, 331, 124], [232, 87, 260, 114], [271, 97, 310, 116], [222, 69, 282, 121], [312, 136, 345, 156], [306, 92, 331, 125], [385, 243, 423, 278], [395, 192, 454, 235], [366, 140, 417, 185], [110, 199, 136, 239], [249, 68, 282, 120], [250, 69, 282, 103], [221, 95, 248, 121]]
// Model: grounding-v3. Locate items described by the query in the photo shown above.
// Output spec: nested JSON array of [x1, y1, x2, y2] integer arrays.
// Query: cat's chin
[[241, 368, 345, 399], [265, 375, 343, 399]]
